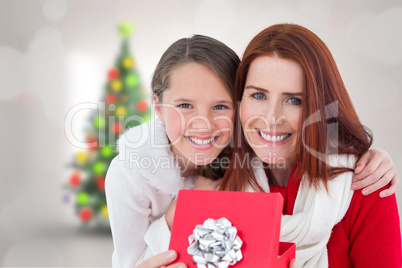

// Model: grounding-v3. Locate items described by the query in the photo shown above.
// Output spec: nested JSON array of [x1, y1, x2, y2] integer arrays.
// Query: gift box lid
[[169, 190, 295, 267]]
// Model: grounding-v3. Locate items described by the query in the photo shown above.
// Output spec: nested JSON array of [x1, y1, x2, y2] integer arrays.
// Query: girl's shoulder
[[117, 118, 168, 156], [110, 118, 188, 195]]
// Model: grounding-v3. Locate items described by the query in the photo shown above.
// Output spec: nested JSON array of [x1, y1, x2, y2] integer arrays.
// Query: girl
[[105, 35, 239, 268], [219, 24, 401, 267], [106, 34, 399, 268]]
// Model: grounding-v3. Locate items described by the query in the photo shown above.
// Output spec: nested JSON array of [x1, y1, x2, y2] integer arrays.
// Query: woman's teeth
[[188, 137, 216, 145], [259, 131, 290, 142]]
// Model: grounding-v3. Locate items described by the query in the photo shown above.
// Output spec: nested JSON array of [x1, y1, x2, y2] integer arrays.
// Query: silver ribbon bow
[[187, 217, 243, 268]]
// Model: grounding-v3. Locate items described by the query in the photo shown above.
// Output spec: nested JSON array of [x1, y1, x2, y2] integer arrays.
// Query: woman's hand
[[193, 175, 222, 191], [352, 148, 399, 197], [136, 250, 186, 268]]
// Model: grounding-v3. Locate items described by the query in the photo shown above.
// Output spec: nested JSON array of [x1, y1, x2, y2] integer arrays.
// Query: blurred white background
[[0, 0, 401, 266]]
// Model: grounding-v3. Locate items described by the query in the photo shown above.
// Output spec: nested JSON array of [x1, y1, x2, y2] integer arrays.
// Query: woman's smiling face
[[240, 55, 304, 166], [155, 62, 234, 166]]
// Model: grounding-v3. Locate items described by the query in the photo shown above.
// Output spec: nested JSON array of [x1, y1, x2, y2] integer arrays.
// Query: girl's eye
[[288, 97, 302, 105], [213, 105, 229, 110], [252, 93, 266, 100], [178, 103, 192, 109]]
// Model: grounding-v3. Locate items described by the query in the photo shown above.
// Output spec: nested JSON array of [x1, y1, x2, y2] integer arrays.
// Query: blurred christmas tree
[[66, 22, 151, 228]]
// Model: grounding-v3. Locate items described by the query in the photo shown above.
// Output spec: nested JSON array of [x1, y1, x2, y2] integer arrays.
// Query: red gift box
[[169, 190, 295, 267]]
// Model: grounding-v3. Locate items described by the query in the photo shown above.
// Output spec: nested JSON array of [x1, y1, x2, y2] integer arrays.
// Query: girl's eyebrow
[[216, 100, 233, 104], [174, 99, 233, 104], [245, 85, 303, 96], [173, 98, 193, 102]]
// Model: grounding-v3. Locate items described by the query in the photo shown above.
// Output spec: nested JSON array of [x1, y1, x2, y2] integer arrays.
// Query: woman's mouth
[[257, 130, 291, 143]]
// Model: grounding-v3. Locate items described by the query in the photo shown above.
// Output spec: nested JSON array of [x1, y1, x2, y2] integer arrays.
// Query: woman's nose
[[264, 102, 285, 128]]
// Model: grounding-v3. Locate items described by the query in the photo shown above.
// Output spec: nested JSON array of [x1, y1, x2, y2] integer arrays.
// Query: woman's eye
[[252, 93, 266, 100], [178, 103, 192, 109], [213, 105, 228, 110], [288, 97, 302, 105]]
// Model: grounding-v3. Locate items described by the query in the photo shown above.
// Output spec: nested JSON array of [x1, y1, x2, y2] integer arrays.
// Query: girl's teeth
[[189, 137, 215, 145], [259, 131, 290, 142]]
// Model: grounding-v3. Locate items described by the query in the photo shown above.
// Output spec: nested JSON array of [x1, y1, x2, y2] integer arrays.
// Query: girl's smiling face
[[240, 55, 304, 166], [155, 62, 234, 167]]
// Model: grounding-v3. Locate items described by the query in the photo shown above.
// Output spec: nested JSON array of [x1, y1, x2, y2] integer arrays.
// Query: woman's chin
[[256, 152, 288, 167]]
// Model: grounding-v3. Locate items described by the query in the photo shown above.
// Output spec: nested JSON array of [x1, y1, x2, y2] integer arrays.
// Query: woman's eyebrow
[[245, 85, 268, 92], [246, 85, 302, 96], [283, 92, 303, 96]]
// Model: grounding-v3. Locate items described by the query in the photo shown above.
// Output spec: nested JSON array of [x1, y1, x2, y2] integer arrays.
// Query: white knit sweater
[[105, 118, 193, 268]]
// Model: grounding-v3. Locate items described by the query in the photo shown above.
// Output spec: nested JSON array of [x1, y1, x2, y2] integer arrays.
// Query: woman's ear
[[153, 93, 164, 122]]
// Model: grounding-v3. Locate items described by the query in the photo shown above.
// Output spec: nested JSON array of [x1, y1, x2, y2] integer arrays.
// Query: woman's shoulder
[[328, 184, 401, 266], [340, 184, 401, 266], [348, 184, 399, 220]]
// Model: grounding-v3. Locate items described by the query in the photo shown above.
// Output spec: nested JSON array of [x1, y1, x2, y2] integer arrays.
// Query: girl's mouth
[[185, 135, 218, 150]]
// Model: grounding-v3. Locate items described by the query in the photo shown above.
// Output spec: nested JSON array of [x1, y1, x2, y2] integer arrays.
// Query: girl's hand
[[289, 259, 300, 268], [352, 149, 399, 197], [165, 200, 177, 230], [136, 250, 186, 268], [165, 175, 222, 230], [193, 175, 222, 191], [137, 251, 295, 268]]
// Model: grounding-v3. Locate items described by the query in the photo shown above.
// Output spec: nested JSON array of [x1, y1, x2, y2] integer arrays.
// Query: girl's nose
[[187, 112, 212, 133]]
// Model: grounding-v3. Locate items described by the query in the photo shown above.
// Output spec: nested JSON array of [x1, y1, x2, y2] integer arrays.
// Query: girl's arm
[[105, 158, 151, 268], [135, 250, 186, 268], [352, 149, 399, 197]]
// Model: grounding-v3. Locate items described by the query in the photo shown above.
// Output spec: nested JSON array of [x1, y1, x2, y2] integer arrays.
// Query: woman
[[218, 23, 401, 267]]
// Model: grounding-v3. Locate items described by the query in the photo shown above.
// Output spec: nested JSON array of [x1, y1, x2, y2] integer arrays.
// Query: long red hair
[[220, 24, 372, 191]]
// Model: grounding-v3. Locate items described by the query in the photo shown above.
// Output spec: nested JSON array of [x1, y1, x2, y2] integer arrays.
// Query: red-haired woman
[[134, 26, 400, 268], [218, 24, 401, 267]]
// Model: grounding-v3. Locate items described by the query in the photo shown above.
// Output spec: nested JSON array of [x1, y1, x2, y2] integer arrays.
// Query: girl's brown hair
[[151, 35, 240, 180], [152, 34, 239, 103], [220, 24, 372, 191]]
